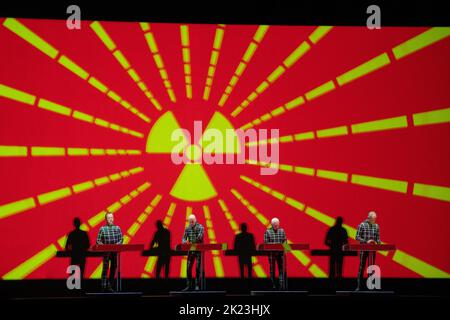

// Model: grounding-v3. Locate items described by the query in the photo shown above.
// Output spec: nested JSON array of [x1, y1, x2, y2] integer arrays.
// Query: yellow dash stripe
[[0, 145, 27, 157], [113, 50, 130, 69], [213, 256, 225, 277], [213, 28, 224, 50], [305, 207, 335, 226], [180, 257, 188, 277], [243, 43, 257, 63], [285, 197, 305, 211], [305, 80, 336, 101], [285, 96, 305, 110], [127, 69, 140, 82], [309, 264, 328, 277], [129, 167, 144, 174], [58, 55, 89, 80], [72, 111, 94, 123], [392, 249, 450, 278], [316, 126, 348, 138], [254, 25, 269, 43], [38, 187, 72, 205], [267, 66, 285, 83], [38, 98, 71, 116], [0, 84, 36, 105], [253, 264, 267, 278], [128, 222, 140, 236], [2, 244, 57, 279], [352, 116, 407, 134], [290, 248, 311, 266], [308, 26, 333, 44], [392, 27, 450, 60], [294, 166, 315, 176], [3, 18, 58, 59], [180, 25, 189, 46], [90, 148, 105, 155], [294, 132, 314, 141], [90, 21, 116, 51], [351, 174, 408, 193], [88, 211, 106, 227], [413, 183, 450, 202], [317, 169, 348, 182], [140, 22, 150, 32], [72, 181, 95, 194], [336, 53, 390, 86], [144, 257, 157, 273], [90, 263, 103, 279], [284, 41, 310, 68], [0, 197, 36, 219], [31, 147, 65, 156], [413, 108, 450, 126], [151, 194, 162, 206], [95, 176, 110, 186], [88, 77, 108, 93]]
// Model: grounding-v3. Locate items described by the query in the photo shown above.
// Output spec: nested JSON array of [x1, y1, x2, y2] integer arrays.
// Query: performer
[[65, 217, 90, 281], [182, 214, 204, 291], [355, 211, 380, 291], [234, 223, 256, 279], [264, 218, 287, 290], [325, 216, 348, 279], [96, 212, 123, 292]]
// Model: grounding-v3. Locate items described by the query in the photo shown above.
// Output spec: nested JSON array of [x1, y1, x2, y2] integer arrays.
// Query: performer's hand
[[367, 240, 376, 244]]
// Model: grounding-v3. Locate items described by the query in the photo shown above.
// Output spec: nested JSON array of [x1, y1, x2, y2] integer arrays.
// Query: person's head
[[367, 211, 377, 224], [271, 218, 280, 230], [188, 214, 196, 227], [73, 217, 81, 229], [156, 220, 164, 230], [335, 216, 343, 226], [105, 212, 114, 226], [241, 223, 248, 232]]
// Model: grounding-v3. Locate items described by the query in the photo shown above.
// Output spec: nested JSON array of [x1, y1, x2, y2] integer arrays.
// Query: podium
[[175, 243, 227, 290], [256, 243, 310, 291], [91, 244, 144, 292], [342, 244, 396, 266]]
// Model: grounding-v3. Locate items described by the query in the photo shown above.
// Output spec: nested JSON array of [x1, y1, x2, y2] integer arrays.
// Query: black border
[[0, 1, 449, 26]]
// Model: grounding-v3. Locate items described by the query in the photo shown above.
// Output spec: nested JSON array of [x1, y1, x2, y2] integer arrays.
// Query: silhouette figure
[[65, 217, 90, 280], [234, 223, 256, 278], [325, 216, 348, 278], [150, 220, 171, 279]]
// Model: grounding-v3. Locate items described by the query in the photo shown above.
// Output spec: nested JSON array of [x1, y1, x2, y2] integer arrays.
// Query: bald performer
[[264, 218, 287, 290], [182, 214, 204, 291], [355, 211, 381, 291]]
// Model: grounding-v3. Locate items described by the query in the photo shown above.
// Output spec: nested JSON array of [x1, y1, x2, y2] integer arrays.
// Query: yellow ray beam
[[218, 25, 269, 107], [0, 83, 144, 139], [239, 27, 450, 129], [2, 181, 151, 279], [2, 18, 150, 123], [140, 22, 176, 104], [180, 25, 192, 99], [203, 25, 225, 101], [230, 26, 333, 118], [239, 175, 450, 278], [0, 166, 144, 220]]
